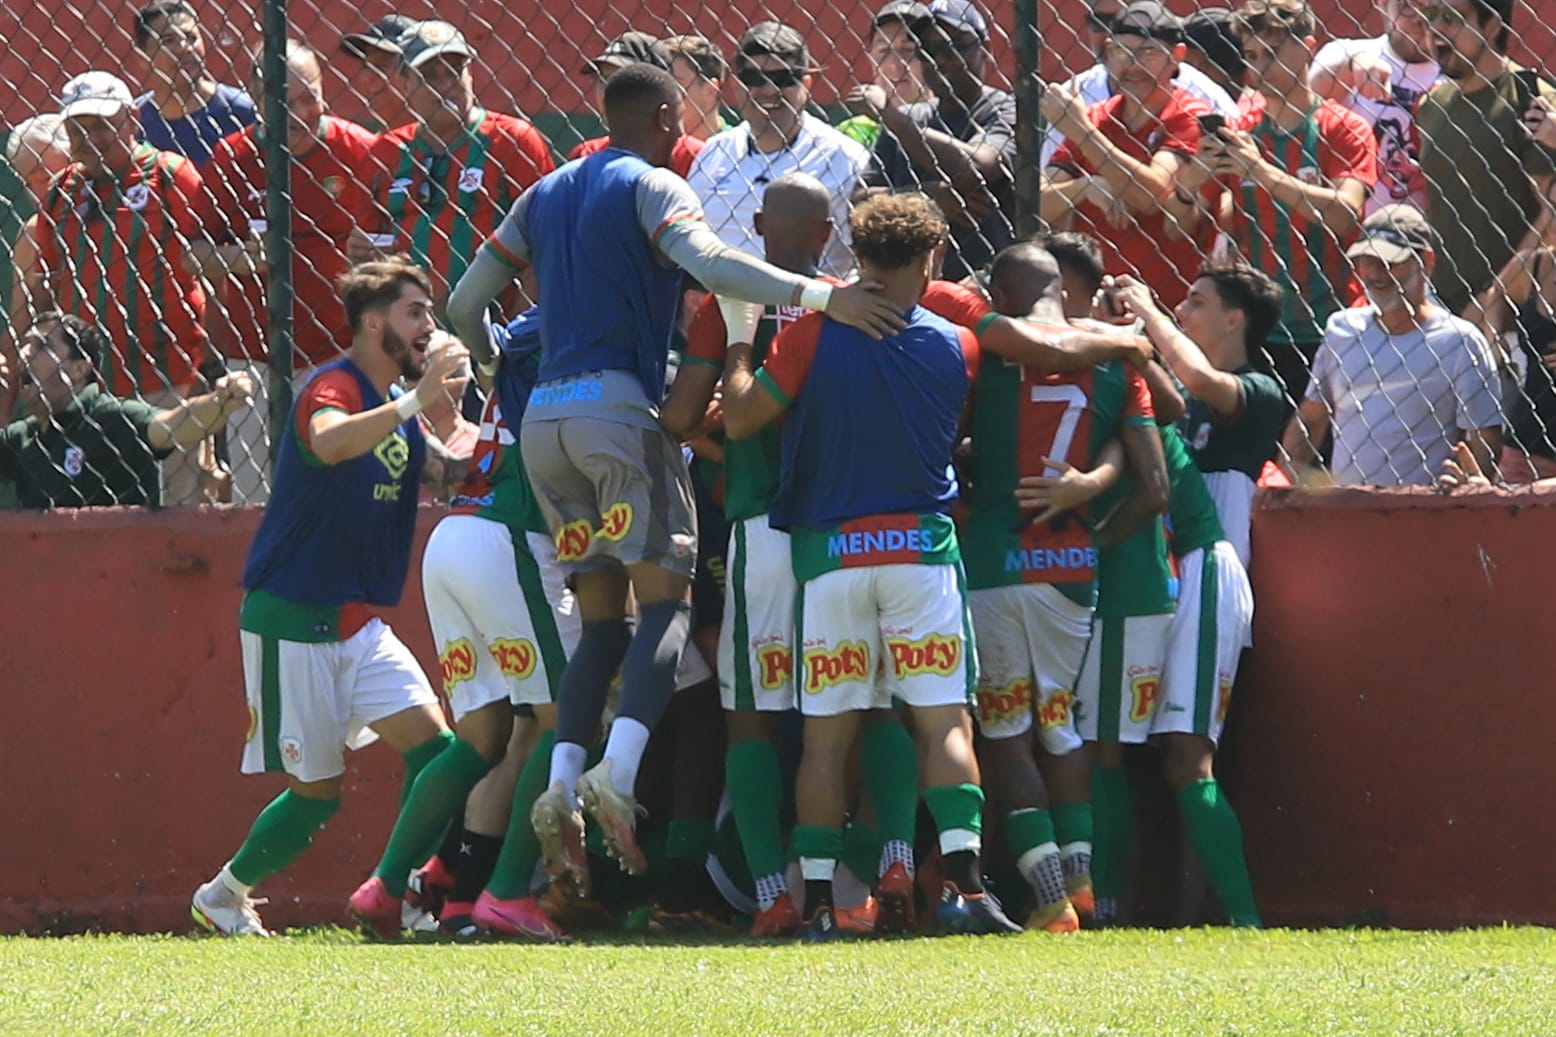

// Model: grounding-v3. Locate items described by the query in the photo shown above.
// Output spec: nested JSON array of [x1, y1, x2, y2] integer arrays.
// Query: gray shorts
[[521, 415, 698, 577]]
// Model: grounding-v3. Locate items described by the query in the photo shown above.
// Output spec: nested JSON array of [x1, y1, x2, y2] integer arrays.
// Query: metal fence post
[[262, 0, 294, 467], [1013, 0, 1043, 239]]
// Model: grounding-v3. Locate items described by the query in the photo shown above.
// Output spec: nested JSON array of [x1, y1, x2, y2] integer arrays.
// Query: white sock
[[217, 863, 251, 898], [603, 717, 652, 795], [548, 741, 589, 801]]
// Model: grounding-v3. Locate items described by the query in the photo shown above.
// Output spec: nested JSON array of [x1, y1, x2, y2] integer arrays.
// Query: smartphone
[[1197, 113, 1227, 136]]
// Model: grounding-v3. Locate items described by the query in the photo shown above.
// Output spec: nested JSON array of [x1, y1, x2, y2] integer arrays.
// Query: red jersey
[[195, 116, 377, 364], [919, 279, 995, 329], [36, 144, 207, 394], [1051, 90, 1213, 309], [568, 134, 704, 179], [360, 108, 555, 304]]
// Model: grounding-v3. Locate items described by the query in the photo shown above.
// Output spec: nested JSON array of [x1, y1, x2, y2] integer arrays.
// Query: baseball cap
[[925, 0, 990, 41], [875, 0, 932, 26], [1184, 8, 1244, 77], [582, 32, 671, 74], [1345, 204, 1436, 264], [1111, 0, 1184, 43], [738, 22, 815, 72], [398, 21, 475, 72], [59, 72, 134, 120], [342, 14, 417, 58]]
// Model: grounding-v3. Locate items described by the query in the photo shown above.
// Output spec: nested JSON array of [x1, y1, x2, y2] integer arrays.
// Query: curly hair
[[1232, 0, 1314, 41], [848, 193, 948, 271]]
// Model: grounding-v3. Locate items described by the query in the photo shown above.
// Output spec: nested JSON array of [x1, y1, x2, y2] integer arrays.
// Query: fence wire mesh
[[0, 0, 1553, 505]]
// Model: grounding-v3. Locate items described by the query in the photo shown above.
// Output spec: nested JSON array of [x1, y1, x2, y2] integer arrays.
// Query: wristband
[[394, 391, 424, 421], [799, 279, 834, 312]]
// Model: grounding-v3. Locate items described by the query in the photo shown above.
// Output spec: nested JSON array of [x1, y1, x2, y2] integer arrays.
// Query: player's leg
[[856, 708, 920, 934], [1155, 543, 1260, 927], [647, 675, 733, 931], [196, 634, 348, 936], [885, 564, 1020, 935]]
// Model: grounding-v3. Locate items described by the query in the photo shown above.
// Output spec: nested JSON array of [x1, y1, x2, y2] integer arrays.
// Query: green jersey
[[0, 384, 170, 509], [1162, 425, 1224, 562], [1091, 478, 1175, 620]]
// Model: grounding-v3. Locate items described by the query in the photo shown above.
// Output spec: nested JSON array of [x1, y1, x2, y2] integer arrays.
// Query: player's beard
[[384, 326, 432, 381]]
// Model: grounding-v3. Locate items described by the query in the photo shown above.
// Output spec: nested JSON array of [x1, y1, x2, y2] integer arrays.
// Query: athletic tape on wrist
[[799, 280, 834, 312], [394, 391, 425, 421]]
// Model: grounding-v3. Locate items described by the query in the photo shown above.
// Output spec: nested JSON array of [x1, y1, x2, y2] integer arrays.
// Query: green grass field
[[5, 928, 1554, 1036]]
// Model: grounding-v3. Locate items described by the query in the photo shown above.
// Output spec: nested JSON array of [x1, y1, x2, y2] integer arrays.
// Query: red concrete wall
[[3, 490, 1556, 933]]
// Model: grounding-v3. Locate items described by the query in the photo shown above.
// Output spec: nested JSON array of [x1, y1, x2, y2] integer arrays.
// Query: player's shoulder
[[1231, 367, 1286, 408], [1316, 97, 1373, 135], [1324, 304, 1375, 341], [301, 362, 366, 410], [485, 110, 545, 143], [373, 123, 417, 153], [324, 115, 379, 154]]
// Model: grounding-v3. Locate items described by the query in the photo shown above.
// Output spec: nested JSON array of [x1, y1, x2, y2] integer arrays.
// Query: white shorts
[[423, 514, 580, 721], [970, 584, 1093, 754], [718, 514, 797, 713], [1153, 541, 1253, 745], [1074, 613, 1173, 745], [796, 563, 975, 718], [240, 618, 438, 783]]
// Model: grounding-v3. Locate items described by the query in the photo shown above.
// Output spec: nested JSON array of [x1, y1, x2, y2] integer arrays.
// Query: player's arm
[[1114, 276, 1243, 418], [1039, 166, 1091, 224], [447, 194, 533, 368], [1139, 358, 1187, 425], [310, 340, 471, 465], [661, 294, 727, 439], [1280, 398, 1331, 481], [1014, 437, 1126, 522], [722, 307, 815, 439], [420, 428, 473, 501], [980, 313, 1152, 372], [1093, 422, 1170, 546], [145, 370, 257, 451]]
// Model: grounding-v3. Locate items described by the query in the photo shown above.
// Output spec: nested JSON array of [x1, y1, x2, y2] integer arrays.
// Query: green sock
[[841, 822, 882, 883], [922, 783, 985, 848], [860, 721, 919, 873], [374, 737, 491, 896], [665, 819, 716, 862], [1005, 807, 1066, 907], [228, 791, 340, 888], [1052, 801, 1094, 885], [400, 730, 454, 809], [724, 739, 788, 881], [1093, 766, 1134, 903], [485, 729, 555, 901], [1004, 806, 1056, 857], [1177, 778, 1262, 927]]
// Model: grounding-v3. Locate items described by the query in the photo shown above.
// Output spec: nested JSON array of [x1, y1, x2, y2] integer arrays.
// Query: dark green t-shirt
[[0, 384, 172, 508]]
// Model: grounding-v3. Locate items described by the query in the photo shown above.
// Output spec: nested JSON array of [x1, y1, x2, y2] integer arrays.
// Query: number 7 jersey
[[961, 345, 1155, 606]]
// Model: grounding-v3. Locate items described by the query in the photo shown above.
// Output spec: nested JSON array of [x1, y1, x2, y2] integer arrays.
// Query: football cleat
[[472, 891, 568, 942], [801, 905, 844, 943], [1025, 898, 1082, 934], [191, 878, 271, 937], [576, 760, 647, 876], [750, 893, 801, 938], [347, 876, 404, 939], [531, 781, 591, 897], [835, 896, 879, 935], [935, 881, 1023, 935], [648, 907, 737, 935], [1065, 877, 1096, 921], [437, 900, 479, 938], [875, 862, 917, 935], [405, 854, 457, 916]]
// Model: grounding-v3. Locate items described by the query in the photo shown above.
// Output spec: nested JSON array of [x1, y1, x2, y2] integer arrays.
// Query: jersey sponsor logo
[[529, 379, 603, 407], [1005, 546, 1097, 573], [125, 184, 151, 210], [886, 633, 961, 680], [598, 502, 633, 542], [802, 640, 870, 694], [756, 643, 793, 690], [490, 637, 538, 680], [62, 446, 85, 477], [457, 168, 484, 192], [976, 677, 1033, 728], [1216, 676, 1234, 725], [555, 519, 593, 562], [827, 526, 928, 559], [1036, 688, 1076, 731], [439, 638, 478, 694], [1129, 672, 1162, 723], [244, 704, 258, 742], [373, 431, 411, 501]]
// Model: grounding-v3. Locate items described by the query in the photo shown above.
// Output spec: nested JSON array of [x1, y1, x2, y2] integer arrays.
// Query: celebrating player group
[[190, 62, 1282, 942]]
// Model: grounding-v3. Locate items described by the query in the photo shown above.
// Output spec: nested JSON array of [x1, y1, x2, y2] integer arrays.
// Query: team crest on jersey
[[62, 446, 85, 477], [321, 176, 344, 198], [1192, 422, 1212, 451], [1296, 165, 1321, 185], [125, 184, 151, 210], [458, 168, 484, 193]]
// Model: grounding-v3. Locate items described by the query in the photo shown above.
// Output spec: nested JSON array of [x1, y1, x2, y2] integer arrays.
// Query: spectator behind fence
[[1182, 8, 1247, 100], [1307, 0, 1440, 213], [131, 0, 256, 168], [1418, 0, 1556, 321], [0, 312, 253, 508], [1041, 1, 1213, 309], [836, 0, 936, 149], [1471, 242, 1556, 481], [850, 0, 1016, 282], [1040, 0, 1236, 167], [354, 21, 555, 313], [1281, 204, 1504, 486], [24, 72, 211, 507], [2, 116, 71, 413], [1167, 0, 1377, 404], [686, 21, 872, 279], [191, 40, 378, 504], [341, 15, 418, 134], [569, 33, 704, 177], [663, 35, 731, 142]]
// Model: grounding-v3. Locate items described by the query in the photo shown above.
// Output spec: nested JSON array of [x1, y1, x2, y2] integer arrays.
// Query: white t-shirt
[[1309, 35, 1441, 213], [1306, 306, 1503, 486], [1040, 61, 1238, 167], [686, 112, 871, 278]]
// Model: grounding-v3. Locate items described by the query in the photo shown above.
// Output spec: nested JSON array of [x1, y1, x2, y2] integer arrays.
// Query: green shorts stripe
[[514, 537, 566, 701], [1193, 548, 1221, 737], [955, 561, 978, 706], [1097, 622, 1125, 744], [731, 520, 755, 711], [793, 578, 807, 700], [261, 635, 283, 772]]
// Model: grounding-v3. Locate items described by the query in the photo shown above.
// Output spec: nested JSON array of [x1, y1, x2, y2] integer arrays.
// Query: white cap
[[59, 72, 135, 120]]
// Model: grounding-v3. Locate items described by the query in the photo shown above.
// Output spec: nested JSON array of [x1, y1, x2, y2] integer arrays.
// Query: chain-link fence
[[0, 0, 1554, 506]]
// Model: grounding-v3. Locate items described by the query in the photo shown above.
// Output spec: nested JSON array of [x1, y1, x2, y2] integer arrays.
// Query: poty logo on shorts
[[598, 502, 633, 542], [886, 633, 961, 680], [1129, 675, 1162, 724], [803, 640, 870, 694], [490, 637, 538, 680], [440, 638, 478, 694], [1037, 688, 1076, 730], [555, 519, 593, 562], [976, 678, 1033, 727], [1216, 677, 1234, 725], [756, 643, 793, 690]]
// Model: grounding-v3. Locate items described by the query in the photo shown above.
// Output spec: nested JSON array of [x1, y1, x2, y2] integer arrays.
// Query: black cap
[[874, 0, 932, 26], [1184, 8, 1244, 81], [738, 21, 814, 71], [582, 31, 671, 74], [1111, 0, 1184, 43], [342, 14, 417, 58]]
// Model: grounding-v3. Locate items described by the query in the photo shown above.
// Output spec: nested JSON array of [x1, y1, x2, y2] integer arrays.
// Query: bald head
[[989, 242, 1063, 319], [755, 172, 834, 274]]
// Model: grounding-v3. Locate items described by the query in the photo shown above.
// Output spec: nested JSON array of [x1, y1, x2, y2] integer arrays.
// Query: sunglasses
[[736, 66, 804, 89]]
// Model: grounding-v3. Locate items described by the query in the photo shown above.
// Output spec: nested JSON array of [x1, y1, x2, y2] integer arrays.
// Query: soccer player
[[962, 242, 1167, 932], [445, 63, 902, 892], [718, 192, 1019, 938], [191, 258, 473, 937]]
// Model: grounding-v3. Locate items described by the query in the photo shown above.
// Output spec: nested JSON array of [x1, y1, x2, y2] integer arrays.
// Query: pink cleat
[[472, 891, 569, 942], [347, 876, 403, 939]]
